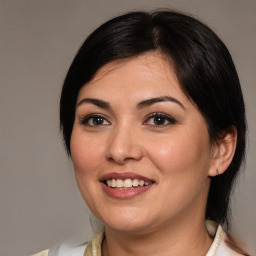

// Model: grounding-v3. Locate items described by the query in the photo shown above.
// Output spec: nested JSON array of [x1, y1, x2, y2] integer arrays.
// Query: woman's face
[[71, 52, 216, 233]]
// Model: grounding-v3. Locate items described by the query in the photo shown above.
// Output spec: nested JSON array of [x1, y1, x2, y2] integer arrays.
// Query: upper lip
[[100, 172, 154, 182]]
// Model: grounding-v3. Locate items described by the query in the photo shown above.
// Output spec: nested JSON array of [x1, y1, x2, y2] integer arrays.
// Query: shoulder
[[31, 229, 104, 256], [32, 243, 88, 256], [216, 233, 245, 256], [206, 221, 246, 256], [216, 232, 248, 256], [31, 250, 49, 256]]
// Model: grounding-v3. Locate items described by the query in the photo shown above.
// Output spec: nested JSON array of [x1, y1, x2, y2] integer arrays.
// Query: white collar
[[206, 220, 224, 256]]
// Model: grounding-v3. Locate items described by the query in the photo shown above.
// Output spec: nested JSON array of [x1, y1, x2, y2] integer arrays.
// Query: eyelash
[[79, 112, 177, 127], [144, 112, 177, 126], [79, 114, 110, 126]]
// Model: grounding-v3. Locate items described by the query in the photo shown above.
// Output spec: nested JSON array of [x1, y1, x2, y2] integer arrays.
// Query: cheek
[[147, 129, 211, 178], [70, 131, 105, 212], [145, 131, 211, 217], [70, 131, 105, 175]]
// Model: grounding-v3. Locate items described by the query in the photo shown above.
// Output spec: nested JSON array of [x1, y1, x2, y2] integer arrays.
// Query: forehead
[[92, 52, 176, 82], [77, 52, 189, 106]]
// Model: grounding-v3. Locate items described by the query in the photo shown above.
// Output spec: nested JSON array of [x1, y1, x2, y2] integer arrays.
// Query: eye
[[79, 114, 110, 126], [144, 113, 176, 126]]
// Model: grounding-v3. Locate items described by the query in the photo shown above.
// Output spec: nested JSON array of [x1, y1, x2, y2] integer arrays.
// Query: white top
[[33, 221, 243, 256]]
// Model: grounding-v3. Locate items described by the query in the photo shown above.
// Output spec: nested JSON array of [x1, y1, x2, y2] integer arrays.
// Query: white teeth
[[123, 179, 132, 188], [111, 178, 116, 188], [116, 179, 123, 188], [105, 178, 152, 188], [132, 179, 139, 186]]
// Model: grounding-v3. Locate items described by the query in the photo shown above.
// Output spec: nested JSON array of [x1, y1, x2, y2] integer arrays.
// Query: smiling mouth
[[100, 173, 155, 199], [104, 178, 153, 189]]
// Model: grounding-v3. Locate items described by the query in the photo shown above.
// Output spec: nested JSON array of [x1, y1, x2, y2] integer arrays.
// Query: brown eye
[[144, 113, 176, 126], [153, 116, 167, 125], [92, 116, 104, 125], [80, 114, 110, 126]]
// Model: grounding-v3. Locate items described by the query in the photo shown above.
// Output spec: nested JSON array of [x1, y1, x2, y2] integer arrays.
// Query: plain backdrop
[[0, 0, 255, 255]]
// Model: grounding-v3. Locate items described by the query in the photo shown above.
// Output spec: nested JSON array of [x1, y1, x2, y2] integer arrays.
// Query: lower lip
[[102, 182, 153, 199]]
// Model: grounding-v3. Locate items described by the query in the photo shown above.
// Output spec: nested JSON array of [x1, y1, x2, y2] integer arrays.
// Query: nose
[[106, 125, 144, 165]]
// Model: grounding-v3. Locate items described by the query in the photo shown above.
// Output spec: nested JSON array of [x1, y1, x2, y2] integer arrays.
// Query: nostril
[[105, 128, 144, 163], [107, 155, 142, 165]]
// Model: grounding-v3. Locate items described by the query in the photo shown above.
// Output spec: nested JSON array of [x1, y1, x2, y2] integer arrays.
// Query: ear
[[208, 126, 237, 177]]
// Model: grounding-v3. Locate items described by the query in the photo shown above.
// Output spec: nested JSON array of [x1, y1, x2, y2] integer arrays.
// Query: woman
[[34, 10, 248, 256]]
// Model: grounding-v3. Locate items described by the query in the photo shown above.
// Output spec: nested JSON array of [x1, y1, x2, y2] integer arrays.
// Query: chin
[[97, 208, 157, 234], [105, 220, 152, 234]]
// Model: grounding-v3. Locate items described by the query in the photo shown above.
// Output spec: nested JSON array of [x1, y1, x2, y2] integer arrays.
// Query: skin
[[70, 52, 237, 256]]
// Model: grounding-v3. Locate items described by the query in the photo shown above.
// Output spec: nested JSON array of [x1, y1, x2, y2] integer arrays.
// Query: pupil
[[154, 116, 165, 125], [93, 117, 103, 125]]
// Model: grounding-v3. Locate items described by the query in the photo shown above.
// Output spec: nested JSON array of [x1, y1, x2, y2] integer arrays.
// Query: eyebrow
[[77, 96, 185, 110], [137, 96, 185, 110], [77, 98, 110, 109]]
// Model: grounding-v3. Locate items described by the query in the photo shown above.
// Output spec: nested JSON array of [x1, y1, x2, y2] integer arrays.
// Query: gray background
[[0, 0, 255, 255]]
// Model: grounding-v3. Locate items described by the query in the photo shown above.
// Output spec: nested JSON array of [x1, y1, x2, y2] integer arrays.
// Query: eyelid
[[79, 113, 111, 126]]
